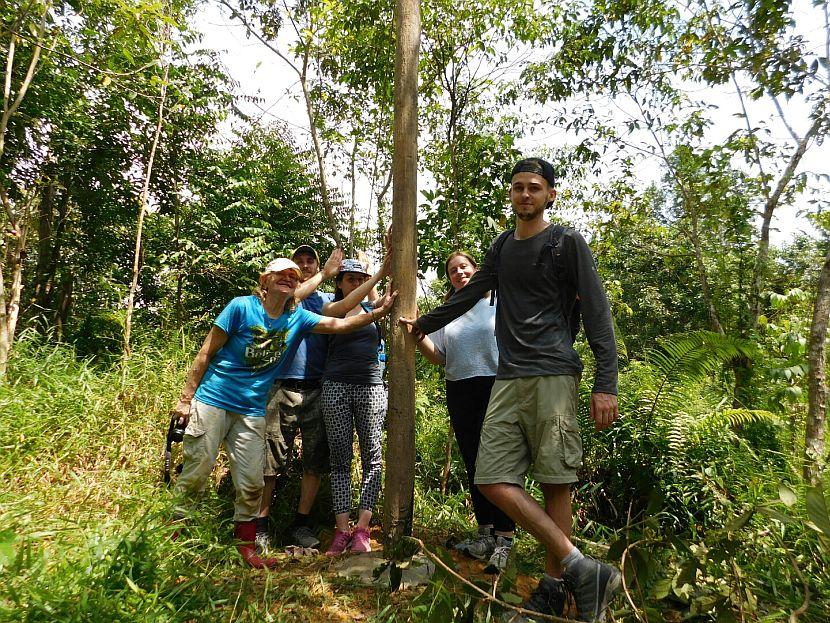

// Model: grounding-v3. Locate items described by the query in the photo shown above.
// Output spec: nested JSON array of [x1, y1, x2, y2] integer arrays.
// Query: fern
[[644, 331, 758, 428]]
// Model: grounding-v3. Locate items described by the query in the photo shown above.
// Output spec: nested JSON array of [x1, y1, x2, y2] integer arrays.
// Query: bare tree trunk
[[33, 174, 56, 309], [687, 200, 724, 335], [752, 111, 825, 326], [0, 5, 50, 377], [384, 0, 420, 547], [805, 243, 830, 483], [123, 57, 170, 357], [439, 430, 453, 494]]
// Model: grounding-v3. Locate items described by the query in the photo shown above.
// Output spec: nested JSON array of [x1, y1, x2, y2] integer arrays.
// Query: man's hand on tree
[[399, 317, 425, 342], [590, 392, 619, 431]]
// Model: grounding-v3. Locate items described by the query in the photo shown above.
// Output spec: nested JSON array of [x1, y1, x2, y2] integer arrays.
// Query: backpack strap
[[360, 301, 383, 346], [489, 229, 514, 306]]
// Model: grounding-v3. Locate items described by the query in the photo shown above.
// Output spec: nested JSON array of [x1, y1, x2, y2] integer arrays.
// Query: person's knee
[[478, 482, 512, 503], [540, 482, 571, 501]]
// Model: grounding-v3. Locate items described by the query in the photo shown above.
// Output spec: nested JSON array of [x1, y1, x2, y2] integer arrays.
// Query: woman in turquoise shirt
[[171, 257, 396, 568]]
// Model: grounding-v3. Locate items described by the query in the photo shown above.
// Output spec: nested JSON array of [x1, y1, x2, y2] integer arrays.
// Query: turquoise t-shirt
[[195, 296, 322, 416]]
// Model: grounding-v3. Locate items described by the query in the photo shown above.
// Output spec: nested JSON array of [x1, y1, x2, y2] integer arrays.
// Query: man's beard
[[515, 204, 545, 221]]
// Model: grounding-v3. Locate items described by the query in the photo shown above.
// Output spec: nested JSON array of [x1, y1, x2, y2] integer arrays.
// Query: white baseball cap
[[262, 258, 301, 279]]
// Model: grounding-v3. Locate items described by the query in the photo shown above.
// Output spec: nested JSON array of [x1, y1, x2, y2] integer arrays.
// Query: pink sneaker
[[351, 526, 372, 553], [325, 529, 352, 556]]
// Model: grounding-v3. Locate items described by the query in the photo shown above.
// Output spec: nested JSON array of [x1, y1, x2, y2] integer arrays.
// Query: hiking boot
[[563, 556, 621, 622], [234, 520, 278, 569], [454, 528, 496, 560], [290, 525, 321, 549], [255, 531, 271, 556], [350, 526, 372, 553], [484, 536, 513, 574], [500, 575, 567, 622], [325, 529, 352, 556]]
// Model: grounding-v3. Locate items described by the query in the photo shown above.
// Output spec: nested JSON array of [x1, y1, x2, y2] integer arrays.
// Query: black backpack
[[489, 224, 582, 340]]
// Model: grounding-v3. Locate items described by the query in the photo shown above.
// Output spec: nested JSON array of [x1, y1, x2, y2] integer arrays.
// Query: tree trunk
[[805, 243, 830, 483], [384, 0, 420, 548], [123, 57, 169, 357], [33, 175, 56, 311], [55, 274, 72, 341]]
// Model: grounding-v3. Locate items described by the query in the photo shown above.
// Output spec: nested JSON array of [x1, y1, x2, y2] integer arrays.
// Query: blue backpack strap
[[490, 229, 514, 306]]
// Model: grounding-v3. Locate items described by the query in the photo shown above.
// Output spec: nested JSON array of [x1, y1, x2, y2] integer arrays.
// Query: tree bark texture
[[805, 243, 830, 483], [384, 0, 420, 548]]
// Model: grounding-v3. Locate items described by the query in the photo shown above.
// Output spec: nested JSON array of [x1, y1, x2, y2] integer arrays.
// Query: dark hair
[[333, 271, 370, 302], [444, 251, 481, 302]]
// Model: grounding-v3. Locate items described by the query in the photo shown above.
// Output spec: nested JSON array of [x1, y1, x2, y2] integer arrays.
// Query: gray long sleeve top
[[415, 225, 618, 395]]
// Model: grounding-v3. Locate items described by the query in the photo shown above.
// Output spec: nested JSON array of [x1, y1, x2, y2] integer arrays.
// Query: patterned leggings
[[321, 380, 387, 516]]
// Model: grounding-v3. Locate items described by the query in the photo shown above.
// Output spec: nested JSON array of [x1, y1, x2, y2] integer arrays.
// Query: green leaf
[[499, 592, 523, 604], [0, 529, 15, 567], [725, 508, 754, 532], [757, 506, 795, 525], [778, 484, 797, 507], [806, 485, 830, 539]]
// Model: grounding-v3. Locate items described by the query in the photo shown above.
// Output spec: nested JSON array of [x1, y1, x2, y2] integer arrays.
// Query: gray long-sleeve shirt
[[415, 224, 618, 395]]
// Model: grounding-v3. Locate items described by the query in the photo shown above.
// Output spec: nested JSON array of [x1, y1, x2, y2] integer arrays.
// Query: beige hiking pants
[[173, 399, 266, 522]]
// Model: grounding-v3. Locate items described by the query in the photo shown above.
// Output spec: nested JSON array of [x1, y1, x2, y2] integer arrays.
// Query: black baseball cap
[[511, 158, 556, 188]]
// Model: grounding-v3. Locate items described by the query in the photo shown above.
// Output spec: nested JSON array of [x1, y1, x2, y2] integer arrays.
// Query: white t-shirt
[[429, 296, 498, 382]]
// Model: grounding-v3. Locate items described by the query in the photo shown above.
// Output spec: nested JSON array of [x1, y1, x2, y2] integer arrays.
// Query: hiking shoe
[[255, 531, 271, 556], [325, 529, 352, 556], [291, 525, 321, 549], [563, 556, 621, 622], [484, 536, 513, 574], [350, 526, 372, 553], [500, 575, 567, 622], [455, 531, 496, 560]]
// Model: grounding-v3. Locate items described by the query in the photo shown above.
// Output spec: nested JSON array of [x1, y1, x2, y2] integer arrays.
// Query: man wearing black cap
[[401, 158, 620, 622], [257, 244, 342, 552]]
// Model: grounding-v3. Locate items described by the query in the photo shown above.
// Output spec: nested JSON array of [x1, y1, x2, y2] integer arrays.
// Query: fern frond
[[644, 331, 758, 425]]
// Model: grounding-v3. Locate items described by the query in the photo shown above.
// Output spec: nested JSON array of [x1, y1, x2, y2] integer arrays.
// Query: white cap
[[262, 258, 301, 279]]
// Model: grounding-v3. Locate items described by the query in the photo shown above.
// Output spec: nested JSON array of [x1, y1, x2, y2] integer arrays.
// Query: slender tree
[[384, 0, 420, 546], [805, 242, 830, 482]]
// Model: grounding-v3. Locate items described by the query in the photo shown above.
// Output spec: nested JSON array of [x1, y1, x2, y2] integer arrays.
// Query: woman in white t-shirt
[[415, 251, 516, 574]]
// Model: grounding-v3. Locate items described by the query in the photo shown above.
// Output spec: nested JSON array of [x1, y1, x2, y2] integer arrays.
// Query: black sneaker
[[290, 525, 321, 549], [500, 576, 567, 622], [563, 556, 621, 622]]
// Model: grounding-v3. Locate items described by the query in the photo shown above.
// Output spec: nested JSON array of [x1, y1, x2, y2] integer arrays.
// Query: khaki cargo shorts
[[264, 382, 329, 477], [474, 375, 582, 486]]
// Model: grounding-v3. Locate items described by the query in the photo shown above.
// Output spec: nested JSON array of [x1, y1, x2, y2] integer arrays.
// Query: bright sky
[[194, 1, 829, 247]]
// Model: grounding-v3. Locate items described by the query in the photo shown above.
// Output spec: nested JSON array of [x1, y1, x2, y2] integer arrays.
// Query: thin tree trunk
[[33, 174, 56, 309], [384, 0, 420, 548], [804, 243, 830, 483], [123, 57, 170, 357], [752, 100, 827, 326], [348, 134, 358, 254], [55, 274, 72, 341], [439, 430, 453, 494], [687, 200, 724, 335]]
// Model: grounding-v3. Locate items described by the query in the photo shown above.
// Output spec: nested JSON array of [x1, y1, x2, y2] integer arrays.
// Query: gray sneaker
[[290, 525, 321, 549], [499, 575, 567, 622], [484, 536, 513, 574], [563, 556, 621, 622], [454, 531, 496, 560], [255, 531, 271, 556]]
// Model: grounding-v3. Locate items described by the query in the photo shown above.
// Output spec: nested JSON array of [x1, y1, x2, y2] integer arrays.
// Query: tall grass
[[0, 334, 290, 622]]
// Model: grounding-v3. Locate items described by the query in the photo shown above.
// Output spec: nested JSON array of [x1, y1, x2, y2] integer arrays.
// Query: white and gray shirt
[[429, 297, 498, 382]]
